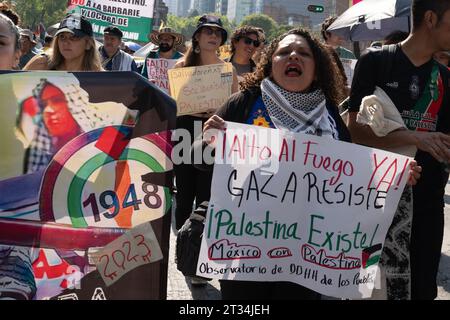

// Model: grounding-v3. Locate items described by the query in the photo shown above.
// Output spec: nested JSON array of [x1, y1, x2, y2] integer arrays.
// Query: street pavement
[[166, 181, 450, 300]]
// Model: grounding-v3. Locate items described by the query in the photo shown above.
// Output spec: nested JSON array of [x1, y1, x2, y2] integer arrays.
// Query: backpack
[[175, 201, 210, 277]]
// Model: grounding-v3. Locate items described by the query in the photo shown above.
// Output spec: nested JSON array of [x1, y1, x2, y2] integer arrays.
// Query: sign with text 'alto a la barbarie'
[[68, 0, 155, 42], [197, 122, 412, 299]]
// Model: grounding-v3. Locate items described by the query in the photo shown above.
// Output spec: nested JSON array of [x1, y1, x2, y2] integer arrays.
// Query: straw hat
[[149, 27, 184, 46]]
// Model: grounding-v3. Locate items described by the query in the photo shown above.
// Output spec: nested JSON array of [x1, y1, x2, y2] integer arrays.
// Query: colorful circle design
[[39, 126, 172, 228]]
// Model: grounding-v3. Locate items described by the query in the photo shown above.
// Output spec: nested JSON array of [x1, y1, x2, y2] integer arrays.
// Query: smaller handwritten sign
[[340, 58, 357, 86], [147, 58, 177, 94], [168, 63, 233, 116], [95, 222, 163, 286]]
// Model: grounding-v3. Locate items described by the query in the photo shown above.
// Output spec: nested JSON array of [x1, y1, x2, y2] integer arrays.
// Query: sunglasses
[[240, 36, 260, 48], [58, 33, 83, 42], [202, 27, 223, 38]]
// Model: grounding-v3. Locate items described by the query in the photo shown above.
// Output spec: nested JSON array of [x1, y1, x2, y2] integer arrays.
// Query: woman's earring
[[194, 45, 201, 54]]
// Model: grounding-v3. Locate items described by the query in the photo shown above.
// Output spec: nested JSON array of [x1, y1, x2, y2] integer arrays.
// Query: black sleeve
[[215, 91, 247, 121], [348, 52, 378, 112], [190, 91, 248, 171]]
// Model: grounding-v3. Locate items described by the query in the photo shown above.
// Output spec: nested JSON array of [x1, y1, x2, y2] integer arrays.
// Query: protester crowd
[[1, 0, 450, 301]]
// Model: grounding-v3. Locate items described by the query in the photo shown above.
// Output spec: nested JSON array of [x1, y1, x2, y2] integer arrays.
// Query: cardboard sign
[[197, 122, 411, 299], [168, 63, 233, 116]]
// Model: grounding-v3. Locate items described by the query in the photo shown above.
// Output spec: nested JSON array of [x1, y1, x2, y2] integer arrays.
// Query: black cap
[[55, 13, 93, 38], [104, 25, 123, 39], [193, 15, 227, 45]]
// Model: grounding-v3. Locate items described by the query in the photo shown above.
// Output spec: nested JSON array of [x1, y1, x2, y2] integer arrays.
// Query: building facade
[[177, 0, 192, 17], [215, 0, 228, 16], [154, 0, 169, 29], [192, 0, 216, 14], [164, 0, 178, 15], [259, 0, 327, 30], [227, 0, 255, 24]]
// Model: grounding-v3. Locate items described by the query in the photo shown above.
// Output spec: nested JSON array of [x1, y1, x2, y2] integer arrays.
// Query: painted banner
[[197, 122, 411, 299], [0, 71, 176, 300], [67, 0, 155, 42], [147, 58, 178, 95], [168, 63, 234, 116]]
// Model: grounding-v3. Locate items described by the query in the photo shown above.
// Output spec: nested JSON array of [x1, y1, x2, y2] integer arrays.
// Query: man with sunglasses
[[228, 26, 261, 81]]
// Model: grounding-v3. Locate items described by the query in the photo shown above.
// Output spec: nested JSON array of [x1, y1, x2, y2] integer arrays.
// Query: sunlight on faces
[[57, 32, 89, 61], [103, 34, 121, 55], [234, 33, 259, 60], [19, 35, 33, 53], [196, 27, 222, 51], [271, 34, 316, 93], [0, 20, 19, 69], [159, 34, 175, 52]]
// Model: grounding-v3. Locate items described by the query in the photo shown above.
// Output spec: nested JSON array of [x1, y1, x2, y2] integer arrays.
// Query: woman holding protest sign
[[199, 28, 422, 300], [201, 27, 349, 300], [24, 13, 102, 71], [172, 15, 238, 286], [0, 12, 37, 300], [172, 15, 238, 229]]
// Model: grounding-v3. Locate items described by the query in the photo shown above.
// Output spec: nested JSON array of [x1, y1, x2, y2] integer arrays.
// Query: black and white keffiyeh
[[27, 82, 118, 173], [261, 78, 339, 139]]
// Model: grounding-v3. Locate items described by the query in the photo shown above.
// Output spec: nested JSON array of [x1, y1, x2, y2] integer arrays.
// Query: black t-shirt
[[349, 45, 450, 209]]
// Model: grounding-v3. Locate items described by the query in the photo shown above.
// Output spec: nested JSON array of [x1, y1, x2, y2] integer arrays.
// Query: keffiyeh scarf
[[261, 78, 339, 139]]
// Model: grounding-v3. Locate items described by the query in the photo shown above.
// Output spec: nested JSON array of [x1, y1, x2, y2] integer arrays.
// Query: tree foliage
[[10, 0, 67, 29], [239, 14, 278, 41]]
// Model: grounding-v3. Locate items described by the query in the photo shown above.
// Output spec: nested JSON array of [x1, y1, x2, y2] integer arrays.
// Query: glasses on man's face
[[240, 36, 260, 48], [58, 33, 82, 42], [202, 27, 223, 38]]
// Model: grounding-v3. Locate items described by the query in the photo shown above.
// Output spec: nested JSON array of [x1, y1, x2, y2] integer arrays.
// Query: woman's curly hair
[[240, 28, 347, 107], [0, 1, 20, 25]]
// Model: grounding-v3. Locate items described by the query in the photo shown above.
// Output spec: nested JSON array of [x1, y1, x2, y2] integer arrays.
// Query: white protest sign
[[340, 58, 357, 86], [168, 63, 233, 116], [147, 58, 177, 94], [197, 122, 412, 299], [95, 222, 163, 286]]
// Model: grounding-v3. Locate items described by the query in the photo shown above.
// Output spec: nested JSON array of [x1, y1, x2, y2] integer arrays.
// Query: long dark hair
[[241, 28, 346, 107], [183, 38, 202, 67]]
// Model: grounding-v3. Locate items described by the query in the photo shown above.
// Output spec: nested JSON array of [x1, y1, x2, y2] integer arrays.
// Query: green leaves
[[13, 0, 67, 29]]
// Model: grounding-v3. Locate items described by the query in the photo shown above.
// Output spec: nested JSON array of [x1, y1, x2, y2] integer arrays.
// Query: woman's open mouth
[[285, 63, 302, 77]]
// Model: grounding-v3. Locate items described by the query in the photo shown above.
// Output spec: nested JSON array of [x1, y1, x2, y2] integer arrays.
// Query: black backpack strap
[[377, 44, 398, 86]]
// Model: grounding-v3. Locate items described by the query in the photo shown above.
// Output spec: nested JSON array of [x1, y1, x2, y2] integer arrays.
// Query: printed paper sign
[[147, 58, 177, 94], [341, 58, 357, 86], [68, 0, 155, 42], [95, 222, 163, 286], [197, 122, 411, 299], [168, 63, 233, 116]]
